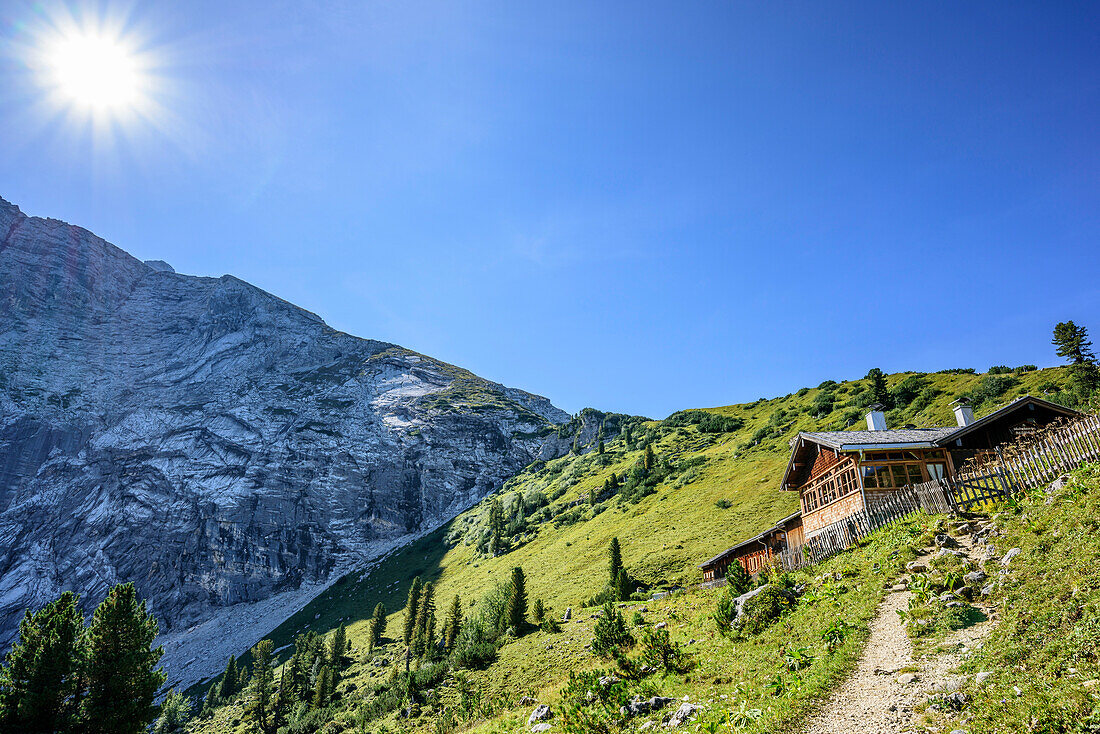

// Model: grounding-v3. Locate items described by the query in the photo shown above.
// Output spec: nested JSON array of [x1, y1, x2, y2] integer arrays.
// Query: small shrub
[[591, 602, 634, 658], [714, 498, 732, 510], [640, 627, 690, 673], [734, 587, 793, 635]]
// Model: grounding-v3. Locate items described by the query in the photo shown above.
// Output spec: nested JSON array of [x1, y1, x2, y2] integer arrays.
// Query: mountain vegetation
[[175, 342, 1095, 734]]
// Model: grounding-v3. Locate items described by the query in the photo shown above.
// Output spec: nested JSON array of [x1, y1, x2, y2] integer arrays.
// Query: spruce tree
[[413, 582, 436, 657], [369, 602, 387, 649], [532, 598, 546, 626], [81, 583, 166, 734], [608, 537, 623, 588], [1053, 321, 1097, 365], [403, 577, 423, 647], [443, 594, 463, 650], [0, 591, 85, 734], [726, 560, 751, 595], [329, 624, 347, 666], [272, 671, 290, 732], [506, 567, 528, 633], [615, 568, 632, 602], [152, 690, 192, 734], [866, 368, 889, 406], [246, 640, 276, 734], [488, 498, 506, 556], [598, 439, 605, 455], [643, 444, 657, 474], [218, 655, 240, 699], [311, 666, 333, 709]]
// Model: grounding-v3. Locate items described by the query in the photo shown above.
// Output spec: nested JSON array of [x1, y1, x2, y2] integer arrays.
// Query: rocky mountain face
[[0, 197, 574, 661]]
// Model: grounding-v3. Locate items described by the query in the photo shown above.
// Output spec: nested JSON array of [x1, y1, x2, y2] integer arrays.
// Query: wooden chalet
[[781, 395, 1078, 540], [700, 511, 802, 582], [701, 394, 1078, 583]]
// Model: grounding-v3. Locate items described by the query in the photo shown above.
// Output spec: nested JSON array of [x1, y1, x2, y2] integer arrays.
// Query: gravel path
[[802, 529, 998, 734]]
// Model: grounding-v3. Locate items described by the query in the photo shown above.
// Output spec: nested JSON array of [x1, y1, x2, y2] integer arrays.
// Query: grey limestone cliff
[[0, 197, 573, 673]]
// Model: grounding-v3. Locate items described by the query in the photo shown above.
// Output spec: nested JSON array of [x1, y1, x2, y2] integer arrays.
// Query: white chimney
[[952, 397, 974, 427], [866, 403, 888, 431]]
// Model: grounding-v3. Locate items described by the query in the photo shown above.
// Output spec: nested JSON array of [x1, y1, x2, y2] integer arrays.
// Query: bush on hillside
[[734, 587, 793, 635], [640, 627, 691, 673], [591, 602, 634, 658]]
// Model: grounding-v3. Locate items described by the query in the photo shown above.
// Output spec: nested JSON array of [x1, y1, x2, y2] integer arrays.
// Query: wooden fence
[[772, 413, 1100, 572]]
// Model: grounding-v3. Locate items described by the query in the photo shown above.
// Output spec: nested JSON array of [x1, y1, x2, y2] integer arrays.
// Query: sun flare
[[48, 32, 142, 113]]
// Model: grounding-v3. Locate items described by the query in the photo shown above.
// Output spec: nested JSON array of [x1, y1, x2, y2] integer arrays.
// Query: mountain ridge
[[0, 195, 575, 690]]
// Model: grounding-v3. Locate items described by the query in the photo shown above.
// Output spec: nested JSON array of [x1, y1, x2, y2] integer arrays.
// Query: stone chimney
[[866, 403, 888, 431], [951, 397, 975, 427]]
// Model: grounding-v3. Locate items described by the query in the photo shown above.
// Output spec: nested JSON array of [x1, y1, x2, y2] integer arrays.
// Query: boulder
[[563, 607, 572, 621], [935, 533, 959, 548], [963, 570, 987, 585], [621, 696, 677, 718], [1001, 548, 1021, 567], [664, 702, 698, 728], [897, 673, 918, 685], [531, 725, 552, 734], [906, 561, 929, 574], [655, 622, 668, 629], [528, 705, 552, 726], [980, 584, 995, 597], [975, 671, 994, 684]]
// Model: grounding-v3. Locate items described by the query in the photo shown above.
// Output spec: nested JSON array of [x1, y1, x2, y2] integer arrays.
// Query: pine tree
[[726, 560, 751, 595], [272, 671, 289, 732], [200, 684, 218, 718], [615, 568, 632, 602], [643, 444, 656, 474], [403, 577, 423, 647], [597, 439, 605, 455], [81, 583, 166, 734], [329, 624, 347, 666], [443, 594, 463, 651], [532, 598, 546, 626], [413, 582, 436, 657], [152, 690, 192, 734], [311, 665, 333, 709], [866, 368, 889, 406], [506, 567, 528, 633], [246, 640, 276, 734], [488, 498, 506, 556], [1053, 321, 1097, 365], [608, 537, 623, 588], [369, 602, 387, 649], [0, 591, 85, 734], [218, 655, 240, 699], [622, 424, 633, 448]]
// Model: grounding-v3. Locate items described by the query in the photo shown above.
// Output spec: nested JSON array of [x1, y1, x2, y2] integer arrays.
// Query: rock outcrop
[[0, 197, 573, 670]]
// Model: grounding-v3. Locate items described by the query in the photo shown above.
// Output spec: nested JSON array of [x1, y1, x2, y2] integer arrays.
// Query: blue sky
[[1, 1, 1098, 418]]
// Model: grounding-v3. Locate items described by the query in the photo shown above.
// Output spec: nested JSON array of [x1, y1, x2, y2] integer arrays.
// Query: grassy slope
[[922, 462, 1100, 733], [188, 365, 1074, 733]]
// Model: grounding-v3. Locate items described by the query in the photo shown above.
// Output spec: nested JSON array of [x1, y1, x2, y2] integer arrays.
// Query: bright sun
[[47, 32, 143, 114], [49, 33, 141, 112]]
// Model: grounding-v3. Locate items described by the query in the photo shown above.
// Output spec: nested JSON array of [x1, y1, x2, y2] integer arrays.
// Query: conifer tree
[[571, 435, 580, 454], [488, 498, 506, 556], [443, 594, 463, 650], [1053, 321, 1097, 365], [152, 690, 192, 734], [218, 655, 240, 699], [506, 567, 528, 633], [246, 640, 276, 734], [643, 444, 657, 474], [615, 568, 633, 602], [272, 671, 290, 732], [622, 424, 633, 448], [329, 624, 347, 666], [866, 368, 889, 406], [726, 560, 751, 596], [369, 602, 387, 649], [311, 665, 333, 709], [608, 537, 623, 588], [413, 582, 436, 657], [81, 583, 166, 734], [598, 439, 605, 455], [403, 577, 423, 647], [0, 591, 85, 734], [532, 598, 546, 626]]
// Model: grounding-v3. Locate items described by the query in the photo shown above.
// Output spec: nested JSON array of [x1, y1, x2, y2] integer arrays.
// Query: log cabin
[[701, 394, 1077, 581], [699, 511, 802, 583]]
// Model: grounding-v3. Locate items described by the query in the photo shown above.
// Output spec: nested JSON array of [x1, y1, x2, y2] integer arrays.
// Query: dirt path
[[802, 526, 998, 734]]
